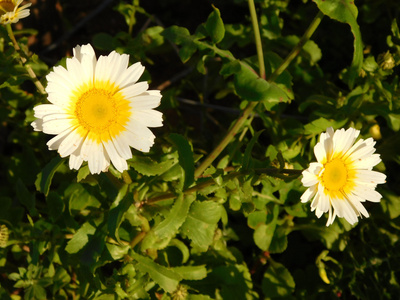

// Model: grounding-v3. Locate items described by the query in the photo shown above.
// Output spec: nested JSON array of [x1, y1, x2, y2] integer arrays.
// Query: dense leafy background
[[1, 0, 400, 299]]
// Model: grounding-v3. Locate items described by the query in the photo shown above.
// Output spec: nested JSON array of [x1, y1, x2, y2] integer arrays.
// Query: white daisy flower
[[32, 44, 163, 174], [0, 0, 31, 25], [301, 127, 386, 226]]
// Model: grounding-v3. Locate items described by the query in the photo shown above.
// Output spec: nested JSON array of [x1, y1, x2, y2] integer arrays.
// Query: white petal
[[46, 129, 74, 150], [69, 152, 84, 170], [42, 119, 73, 135], [116, 62, 145, 89], [31, 119, 43, 131], [88, 143, 109, 174], [352, 185, 383, 203], [301, 185, 317, 203], [58, 129, 85, 157], [129, 94, 161, 110], [131, 110, 163, 128], [103, 140, 128, 173], [121, 82, 149, 99], [111, 134, 133, 160], [34, 104, 64, 118], [355, 169, 386, 185]]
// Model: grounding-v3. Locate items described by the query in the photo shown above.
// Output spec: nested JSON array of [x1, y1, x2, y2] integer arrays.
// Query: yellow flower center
[[0, 0, 15, 15], [76, 89, 117, 131], [71, 83, 131, 143], [321, 158, 348, 191]]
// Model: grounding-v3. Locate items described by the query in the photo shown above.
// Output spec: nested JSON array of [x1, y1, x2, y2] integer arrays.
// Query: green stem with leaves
[[248, 0, 265, 79], [194, 10, 324, 178], [6, 24, 46, 95], [147, 167, 302, 205]]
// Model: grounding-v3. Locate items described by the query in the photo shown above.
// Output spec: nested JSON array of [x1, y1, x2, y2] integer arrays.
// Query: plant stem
[[148, 167, 302, 205], [194, 10, 324, 178], [6, 24, 46, 95], [248, 0, 265, 79], [268, 11, 324, 82]]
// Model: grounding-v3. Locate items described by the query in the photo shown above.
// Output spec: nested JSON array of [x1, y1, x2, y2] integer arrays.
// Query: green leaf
[[169, 133, 195, 189], [173, 265, 207, 280], [314, 0, 363, 87], [132, 252, 181, 293], [247, 210, 267, 229], [262, 260, 295, 297], [242, 130, 264, 169], [141, 194, 195, 250], [25, 284, 47, 300], [35, 156, 64, 196], [233, 64, 270, 102], [106, 243, 130, 260], [380, 189, 400, 219], [129, 154, 178, 176], [162, 26, 198, 63], [16, 179, 37, 216], [180, 201, 222, 251], [108, 191, 133, 243], [254, 223, 276, 251], [46, 191, 64, 221], [304, 117, 347, 135], [233, 63, 290, 110], [77, 165, 90, 182], [253, 205, 279, 251], [65, 222, 96, 254], [205, 5, 225, 44]]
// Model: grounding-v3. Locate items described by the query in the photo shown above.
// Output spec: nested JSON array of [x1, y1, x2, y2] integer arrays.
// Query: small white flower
[[0, 0, 31, 25], [32, 44, 163, 174], [301, 127, 386, 226]]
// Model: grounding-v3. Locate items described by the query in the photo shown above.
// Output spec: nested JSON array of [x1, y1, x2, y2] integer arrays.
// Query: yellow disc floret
[[71, 82, 131, 143], [322, 158, 348, 191]]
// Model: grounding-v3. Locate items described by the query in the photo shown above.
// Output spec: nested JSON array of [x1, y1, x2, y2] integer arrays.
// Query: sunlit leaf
[[65, 222, 96, 254], [262, 260, 295, 297], [180, 201, 222, 251], [132, 252, 181, 293]]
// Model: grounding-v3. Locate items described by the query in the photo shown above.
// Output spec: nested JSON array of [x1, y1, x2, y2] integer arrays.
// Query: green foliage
[[2, 0, 400, 299]]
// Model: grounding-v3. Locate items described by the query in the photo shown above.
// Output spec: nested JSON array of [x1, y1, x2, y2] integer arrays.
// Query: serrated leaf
[[169, 133, 195, 189], [132, 252, 181, 293], [180, 201, 222, 252], [141, 194, 195, 250], [129, 155, 178, 176], [65, 222, 96, 254], [35, 156, 64, 196], [205, 5, 225, 44], [262, 260, 295, 297], [314, 0, 363, 87]]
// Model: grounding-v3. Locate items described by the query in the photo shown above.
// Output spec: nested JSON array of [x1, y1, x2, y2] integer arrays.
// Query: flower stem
[[194, 10, 324, 178], [6, 24, 46, 95], [248, 0, 265, 79]]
